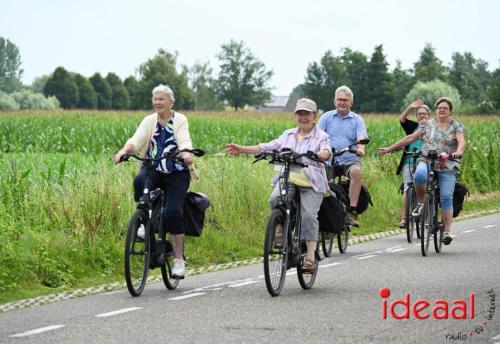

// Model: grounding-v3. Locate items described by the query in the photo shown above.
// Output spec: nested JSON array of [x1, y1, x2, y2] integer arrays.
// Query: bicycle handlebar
[[253, 149, 324, 166], [332, 139, 370, 158], [118, 148, 205, 164]]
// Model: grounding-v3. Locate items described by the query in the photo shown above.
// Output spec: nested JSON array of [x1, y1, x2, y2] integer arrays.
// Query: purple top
[[259, 125, 331, 192]]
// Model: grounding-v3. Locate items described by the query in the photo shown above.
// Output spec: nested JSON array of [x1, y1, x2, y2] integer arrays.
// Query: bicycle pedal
[[172, 275, 185, 280]]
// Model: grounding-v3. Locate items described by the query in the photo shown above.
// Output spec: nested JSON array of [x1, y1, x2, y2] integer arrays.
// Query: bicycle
[[325, 139, 370, 254], [118, 148, 205, 296], [401, 150, 421, 243], [419, 150, 456, 256], [255, 149, 325, 296]]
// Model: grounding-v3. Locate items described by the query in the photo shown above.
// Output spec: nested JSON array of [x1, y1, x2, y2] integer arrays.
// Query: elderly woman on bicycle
[[396, 99, 431, 228], [114, 84, 197, 279], [225, 98, 331, 271], [379, 97, 466, 245]]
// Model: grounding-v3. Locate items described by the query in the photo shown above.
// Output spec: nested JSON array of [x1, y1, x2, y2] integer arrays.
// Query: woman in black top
[[397, 99, 430, 228]]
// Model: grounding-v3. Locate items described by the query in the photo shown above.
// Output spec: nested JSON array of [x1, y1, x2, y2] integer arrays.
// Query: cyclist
[[225, 98, 331, 272], [396, 99, 430, 228], [379, 97, 466, 245], [318, 85, 368, 227], [114, 84, 197, 278]]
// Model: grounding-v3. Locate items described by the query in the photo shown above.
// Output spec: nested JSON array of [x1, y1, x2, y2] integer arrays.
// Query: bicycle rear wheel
[[124, 209, 150, 296], [263, 209, 288, 296], [337, 227, 349, 253], [321, 232, 334, 257], [420, 196, 432, 257], [297, 251, 318, 290], [161, 241, 180, 290]]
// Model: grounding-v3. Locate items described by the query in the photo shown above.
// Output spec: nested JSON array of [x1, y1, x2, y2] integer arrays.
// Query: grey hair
[[152, 84, 175, 101], [335, 85, 354, 101], [417, 104, 431, 114]]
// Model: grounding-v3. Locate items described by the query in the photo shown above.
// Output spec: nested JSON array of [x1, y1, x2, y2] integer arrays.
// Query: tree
[[89, 73, 112, 109], [364, 45, 393, 112], [403, 80, 461, 111], [390, 61, 415, 111], [124, 76, 142, 110], [43, 67, 79, 109], [216, 40, 273, 110], [11, 89, 59, 109], [31, 74, 50, 94], [105, 72, 130, 109], [487, 67, 500, 110], [448, 52, 491, 103], [73, 74, 97, 109], [0, 36, 23, 93], [190, 61, 223, 110], [303, 50, 347, 111], [135, 49, 194, 110], [414, 43, 446, 83], [341, 48, 368, 112]]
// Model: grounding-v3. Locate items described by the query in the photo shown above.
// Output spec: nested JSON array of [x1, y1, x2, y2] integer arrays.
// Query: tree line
[[1, 36, 500, 113]]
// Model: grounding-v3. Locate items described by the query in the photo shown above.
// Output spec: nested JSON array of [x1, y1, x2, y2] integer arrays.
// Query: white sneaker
[[137, 224, 145, 240], [411, 203, 424, 217], [171, 258, 185, 278]]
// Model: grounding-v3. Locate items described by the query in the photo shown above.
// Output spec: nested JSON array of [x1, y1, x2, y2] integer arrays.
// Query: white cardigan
[[126, 112, 198, 178]]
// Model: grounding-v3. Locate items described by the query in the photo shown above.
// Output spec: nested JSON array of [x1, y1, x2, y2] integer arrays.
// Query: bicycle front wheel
[[321, 232, 334, 257], [263, 209, 288, 297], [406, 187, 415, 243], [420, 196, 432, 257], [124, 209, 150, 296]]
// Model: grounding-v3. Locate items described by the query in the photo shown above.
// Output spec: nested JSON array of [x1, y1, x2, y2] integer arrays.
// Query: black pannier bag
[[318, 183, 347, 234], [150, 190, 210, 237], [452, 182, 469, 218], [183, 192, 211, 237], [340, 180, 373, 214]]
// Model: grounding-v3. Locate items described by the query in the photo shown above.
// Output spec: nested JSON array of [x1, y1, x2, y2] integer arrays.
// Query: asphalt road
[[1, 213, 499, 344]]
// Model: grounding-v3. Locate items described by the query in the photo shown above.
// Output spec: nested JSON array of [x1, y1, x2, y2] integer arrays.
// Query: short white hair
[[335, 85, 354, 102], [152, 84, 175, 101]]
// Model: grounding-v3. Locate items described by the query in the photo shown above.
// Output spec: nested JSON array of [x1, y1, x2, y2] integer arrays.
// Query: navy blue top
[[148, 113, 186, 173]]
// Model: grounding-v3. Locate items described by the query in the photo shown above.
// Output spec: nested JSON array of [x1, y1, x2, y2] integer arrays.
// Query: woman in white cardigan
[[114, 84, 195, 278]]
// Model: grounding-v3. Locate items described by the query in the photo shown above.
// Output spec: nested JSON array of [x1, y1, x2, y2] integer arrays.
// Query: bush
[[403, 79, 462, 111], [11, 89, 60, 109], [0, 92, 19, 110]]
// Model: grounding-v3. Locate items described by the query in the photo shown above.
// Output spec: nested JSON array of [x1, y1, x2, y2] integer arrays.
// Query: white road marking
[[483, 224, 496, 229], [356, 255, 378, 260], [96, 307, 142, 318], [383, 246, 403, 252], [352, 251, 382, 258], [286, 271, 297, 276], [229, 280, 260, 288], [386, 248, 408, 253], [319, 262, 342, 268], [463, 229, 476, 233], [10, 325, 65, 338], [168, 292, 205, 301]]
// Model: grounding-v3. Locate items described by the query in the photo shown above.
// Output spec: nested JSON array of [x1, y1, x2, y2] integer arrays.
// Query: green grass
[[0, 110, 499, 303]]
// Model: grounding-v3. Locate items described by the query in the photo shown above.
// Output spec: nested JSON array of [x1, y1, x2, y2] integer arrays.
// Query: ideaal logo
[[379, 288, 475, 320], [379, 288, 496, 341]]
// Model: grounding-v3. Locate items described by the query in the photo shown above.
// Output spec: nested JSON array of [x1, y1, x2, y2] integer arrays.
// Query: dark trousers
[[133, 168, 190, 235]]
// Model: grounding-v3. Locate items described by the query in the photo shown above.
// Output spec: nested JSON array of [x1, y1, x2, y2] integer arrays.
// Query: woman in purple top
[[225, 98, 331, 272]]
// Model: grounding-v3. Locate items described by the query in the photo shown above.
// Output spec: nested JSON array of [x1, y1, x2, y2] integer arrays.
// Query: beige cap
[[294, 98, 317, 113]]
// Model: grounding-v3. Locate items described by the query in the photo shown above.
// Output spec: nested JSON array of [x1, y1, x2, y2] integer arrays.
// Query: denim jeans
[[413, 162, 456, 212]]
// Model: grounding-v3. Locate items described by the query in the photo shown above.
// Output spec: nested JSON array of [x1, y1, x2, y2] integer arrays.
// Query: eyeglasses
[[437, 107, 450, 111], [336, 98, 351, 103], [416, 112, 428, 116]]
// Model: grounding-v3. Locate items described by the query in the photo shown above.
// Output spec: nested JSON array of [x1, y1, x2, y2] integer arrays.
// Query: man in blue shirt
[[318, 85, 368, 227]]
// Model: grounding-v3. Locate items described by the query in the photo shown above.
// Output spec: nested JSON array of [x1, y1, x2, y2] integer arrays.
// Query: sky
[[1, 0, 499, 95]]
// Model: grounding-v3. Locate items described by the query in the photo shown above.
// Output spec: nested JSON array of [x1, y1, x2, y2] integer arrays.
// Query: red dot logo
[[379, 288, 391, 298]]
